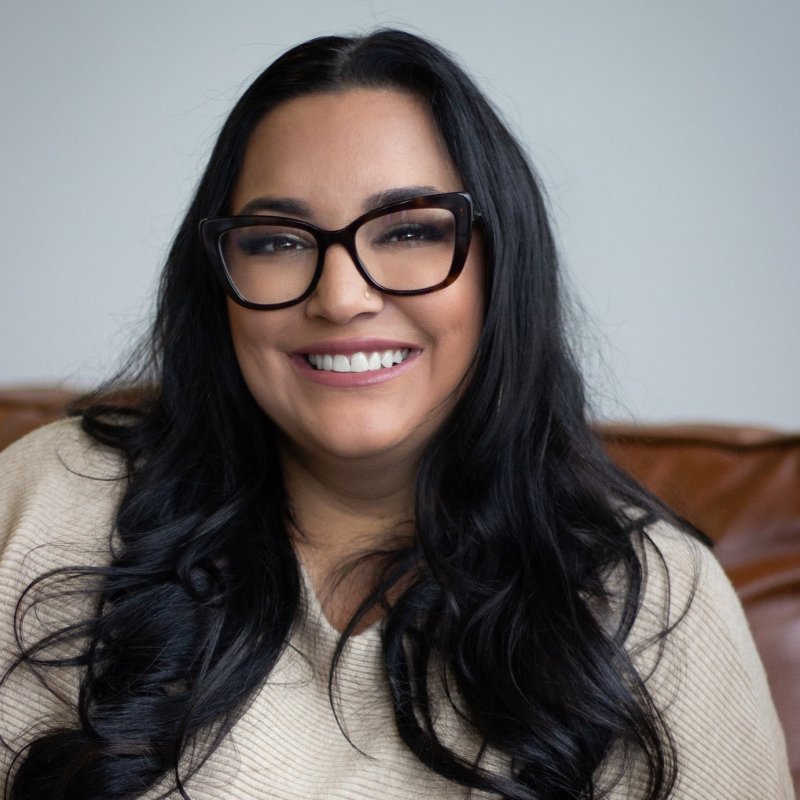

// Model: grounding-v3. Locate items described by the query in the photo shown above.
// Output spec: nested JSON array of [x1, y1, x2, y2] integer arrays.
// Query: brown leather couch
[[2, 387, 798, 793]]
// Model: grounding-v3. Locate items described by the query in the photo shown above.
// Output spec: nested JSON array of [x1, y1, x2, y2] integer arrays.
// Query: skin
[[227, 89, 485, 625]]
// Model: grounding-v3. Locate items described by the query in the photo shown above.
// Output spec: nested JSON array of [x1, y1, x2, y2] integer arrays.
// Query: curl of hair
[[5, 30, 687, 799]]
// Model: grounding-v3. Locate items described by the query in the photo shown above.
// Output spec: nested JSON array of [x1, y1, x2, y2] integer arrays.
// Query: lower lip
[[291, 351, 420, 387]]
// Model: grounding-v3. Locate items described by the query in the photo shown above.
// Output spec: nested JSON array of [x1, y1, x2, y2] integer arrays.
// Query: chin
[[292, 413, 435, 464], [314, 431, 418, 463]]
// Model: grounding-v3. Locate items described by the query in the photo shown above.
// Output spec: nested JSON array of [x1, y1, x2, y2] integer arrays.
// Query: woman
[[0, 29, 792, 800]]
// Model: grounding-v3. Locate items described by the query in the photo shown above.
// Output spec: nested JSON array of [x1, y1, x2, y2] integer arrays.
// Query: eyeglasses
[[199, 192, 479, 310]]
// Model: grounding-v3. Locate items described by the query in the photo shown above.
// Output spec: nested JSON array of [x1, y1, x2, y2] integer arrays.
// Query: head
[[156, 30, 573, 468]]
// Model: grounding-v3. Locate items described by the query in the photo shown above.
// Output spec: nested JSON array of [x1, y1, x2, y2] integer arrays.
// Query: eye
[[375, 222, 449, 247], [235, 229, 315, 257]]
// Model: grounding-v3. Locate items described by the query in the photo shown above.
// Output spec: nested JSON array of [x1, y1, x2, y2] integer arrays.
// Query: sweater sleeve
[[625, 523, 795, 799]]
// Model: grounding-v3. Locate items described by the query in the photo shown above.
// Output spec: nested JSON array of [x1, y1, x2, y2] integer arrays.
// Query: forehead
[[230, 88, 462, 221]]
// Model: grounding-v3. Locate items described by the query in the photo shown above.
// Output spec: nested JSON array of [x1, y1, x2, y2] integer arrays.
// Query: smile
[[306, 349, 411, 373]]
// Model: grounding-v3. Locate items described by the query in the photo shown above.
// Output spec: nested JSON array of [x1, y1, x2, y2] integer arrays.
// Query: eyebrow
[[362, 185, 441, 210], [235, 185, 442, 219], [236, 197, 311, 217]]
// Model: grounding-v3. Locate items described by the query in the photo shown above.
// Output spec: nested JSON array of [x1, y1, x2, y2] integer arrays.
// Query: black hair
[[4, 29, 686, 799]]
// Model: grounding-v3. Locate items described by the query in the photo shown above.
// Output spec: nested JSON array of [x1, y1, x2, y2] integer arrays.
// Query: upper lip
[[293, 337, 420, 356]]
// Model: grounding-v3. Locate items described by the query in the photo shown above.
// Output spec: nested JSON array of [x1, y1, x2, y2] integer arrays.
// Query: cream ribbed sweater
[[0, 421, 794, 798]]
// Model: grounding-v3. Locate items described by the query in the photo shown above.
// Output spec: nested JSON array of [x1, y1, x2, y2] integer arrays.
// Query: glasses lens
[[220, 224, 318, 305], [355, 206, 456, 291]]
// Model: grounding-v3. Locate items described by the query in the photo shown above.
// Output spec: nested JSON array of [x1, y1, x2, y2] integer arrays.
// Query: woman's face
[[227, 88, 485, 467]]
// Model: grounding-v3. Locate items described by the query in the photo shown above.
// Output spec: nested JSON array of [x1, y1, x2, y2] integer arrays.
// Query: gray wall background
[[2, 1, 798, 428]]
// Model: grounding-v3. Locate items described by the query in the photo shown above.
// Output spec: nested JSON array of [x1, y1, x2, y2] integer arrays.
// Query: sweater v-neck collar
[[295, 562, 383, 651]]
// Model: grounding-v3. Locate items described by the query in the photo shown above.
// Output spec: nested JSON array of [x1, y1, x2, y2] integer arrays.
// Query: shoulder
[[0, 418, 126, 570], [0, 414, 126, 483], [627, 520, 795, 798], [636, 521, 774, 686]]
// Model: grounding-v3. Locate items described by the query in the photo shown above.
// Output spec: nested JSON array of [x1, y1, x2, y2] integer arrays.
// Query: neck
[[280, 440, 418, 631]]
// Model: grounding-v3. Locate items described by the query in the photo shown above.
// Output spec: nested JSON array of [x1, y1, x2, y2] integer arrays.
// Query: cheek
[[227, 306, 259, 372], [442, 254, 485, 359], [412, 270, 485, 385], [227, 300, 282, 354], [226, 303, 287, 393], [228, 306, 251, 347]]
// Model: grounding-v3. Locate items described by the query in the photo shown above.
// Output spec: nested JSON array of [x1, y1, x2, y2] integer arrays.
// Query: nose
[[304, 243, 383, 324]]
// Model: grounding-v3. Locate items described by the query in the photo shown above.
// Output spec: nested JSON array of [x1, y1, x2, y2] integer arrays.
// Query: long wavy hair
[[5, 29, 687, 799]]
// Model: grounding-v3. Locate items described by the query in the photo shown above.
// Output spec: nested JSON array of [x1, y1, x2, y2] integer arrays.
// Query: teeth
[[349, 353, 369, 372], [332, 354, 349, 372], [307, 349, 411, 373]]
